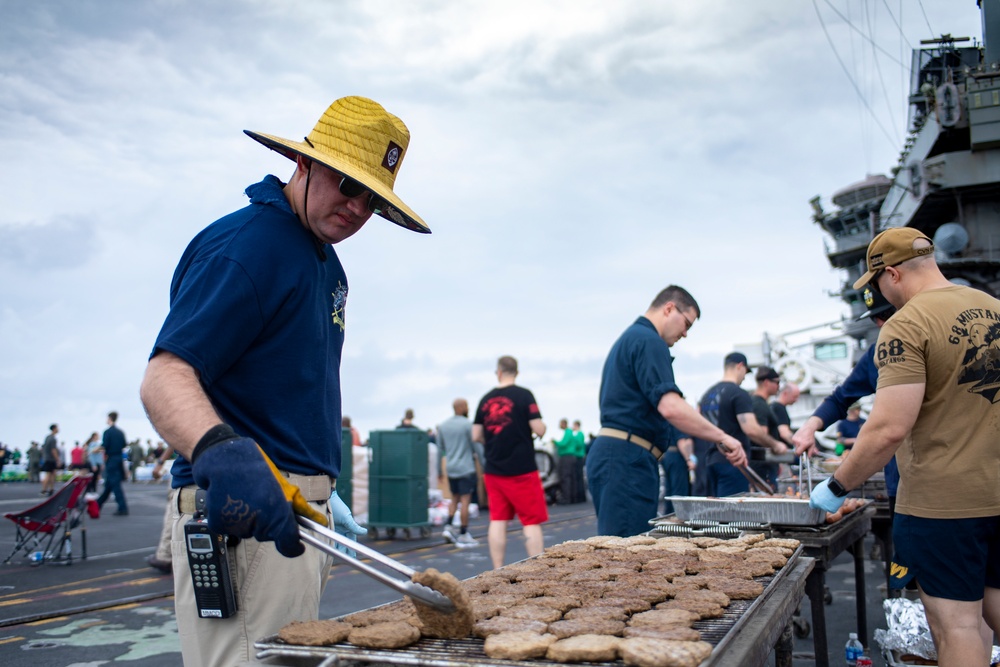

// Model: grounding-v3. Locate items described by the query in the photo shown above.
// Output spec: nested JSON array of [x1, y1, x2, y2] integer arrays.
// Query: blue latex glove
[[191, 426, 303, 558], [330, 492, 367, 557], [809, 478, 847, 514]]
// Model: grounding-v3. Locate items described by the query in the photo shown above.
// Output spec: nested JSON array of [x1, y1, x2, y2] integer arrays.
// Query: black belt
[[598, 427, 664, 461]]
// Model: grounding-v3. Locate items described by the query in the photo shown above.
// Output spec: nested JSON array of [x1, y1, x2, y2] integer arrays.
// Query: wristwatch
[[827, 476, 850, 498]]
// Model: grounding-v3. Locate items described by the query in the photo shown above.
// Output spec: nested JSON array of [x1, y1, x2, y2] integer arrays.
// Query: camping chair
[[3, 474, 94, 565]]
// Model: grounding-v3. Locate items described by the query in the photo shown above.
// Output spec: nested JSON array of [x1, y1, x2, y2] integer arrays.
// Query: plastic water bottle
[[844, 632, 863, 665]]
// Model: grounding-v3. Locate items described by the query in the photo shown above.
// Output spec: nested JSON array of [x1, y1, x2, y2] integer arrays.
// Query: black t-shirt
[[770, 401, 791, 430], [750, 394, 780, 460], [474, 385, 542, 476], [696, 381, 752, 466]]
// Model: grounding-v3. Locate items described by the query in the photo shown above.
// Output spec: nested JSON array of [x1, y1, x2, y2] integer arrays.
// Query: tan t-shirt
[[876, 285, 1000, 518]]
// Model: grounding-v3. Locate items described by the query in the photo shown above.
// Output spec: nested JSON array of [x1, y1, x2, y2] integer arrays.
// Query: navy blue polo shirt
[[152, 176, 347, 488], [598, 316, 682, 440]]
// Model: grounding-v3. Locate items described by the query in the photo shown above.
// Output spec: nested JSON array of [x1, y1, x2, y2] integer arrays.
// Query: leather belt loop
[[598, 427, 664, 461]]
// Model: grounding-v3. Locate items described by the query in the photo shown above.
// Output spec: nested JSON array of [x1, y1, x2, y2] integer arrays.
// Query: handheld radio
[[184, 490, 237, 619]]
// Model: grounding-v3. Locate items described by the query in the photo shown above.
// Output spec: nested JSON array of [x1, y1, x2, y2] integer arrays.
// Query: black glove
[[190, 425, 304, 558]]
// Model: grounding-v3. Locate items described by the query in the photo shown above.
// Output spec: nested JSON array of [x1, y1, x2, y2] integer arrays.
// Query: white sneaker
[[455, 532, 479, 548], [441, 525, 458, 544]]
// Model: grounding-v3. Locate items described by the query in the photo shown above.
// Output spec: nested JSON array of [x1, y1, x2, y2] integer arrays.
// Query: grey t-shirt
[[42, 434, 59, 463], [436, 415, 482, 479]]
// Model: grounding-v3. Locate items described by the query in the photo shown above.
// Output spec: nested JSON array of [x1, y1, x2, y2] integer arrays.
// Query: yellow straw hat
[[244, 96, 429, 234]]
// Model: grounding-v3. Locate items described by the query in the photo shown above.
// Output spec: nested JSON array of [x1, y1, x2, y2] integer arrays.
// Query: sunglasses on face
[[337, 174, 383, 214]]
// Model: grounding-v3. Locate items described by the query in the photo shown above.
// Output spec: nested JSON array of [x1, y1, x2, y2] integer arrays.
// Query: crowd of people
[[2, 416, 175, 510]]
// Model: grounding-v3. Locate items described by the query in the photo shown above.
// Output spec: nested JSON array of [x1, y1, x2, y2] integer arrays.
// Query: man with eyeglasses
[[587, 286, 746, 537], [808, 227, 1000, 667], [140, 97, 428, 667]]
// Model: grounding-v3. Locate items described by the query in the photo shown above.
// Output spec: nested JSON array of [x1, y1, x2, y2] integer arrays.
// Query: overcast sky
[[0, 1, 983, 452]]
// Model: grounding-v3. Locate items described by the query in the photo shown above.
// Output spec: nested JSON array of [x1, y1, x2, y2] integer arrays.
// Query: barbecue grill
[[651, 502, 875, 667], [255, 549, 814, 667]]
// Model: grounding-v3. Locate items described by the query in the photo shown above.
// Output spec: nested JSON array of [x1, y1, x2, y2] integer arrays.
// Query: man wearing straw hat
[[140, 96, 429, 667], [809, 227, 1000, 667]]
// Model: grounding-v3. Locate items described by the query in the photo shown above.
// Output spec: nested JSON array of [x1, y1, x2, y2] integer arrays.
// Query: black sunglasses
[[337, 174, 383, 214]]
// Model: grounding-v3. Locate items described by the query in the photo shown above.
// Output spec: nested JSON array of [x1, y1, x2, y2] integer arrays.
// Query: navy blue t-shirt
[[696, 381, 752, 466], [152, 176, 346, 487], [598, 317, 682, 443]]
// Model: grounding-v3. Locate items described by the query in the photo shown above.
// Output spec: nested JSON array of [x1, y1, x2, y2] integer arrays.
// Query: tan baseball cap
[[853, 227, 934, 290]]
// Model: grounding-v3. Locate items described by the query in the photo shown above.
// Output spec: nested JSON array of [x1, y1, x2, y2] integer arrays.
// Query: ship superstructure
[[814, 1, 1000, 354]]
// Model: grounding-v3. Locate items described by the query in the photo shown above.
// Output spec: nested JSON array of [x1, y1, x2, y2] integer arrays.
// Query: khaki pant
[[171, 489, 333, 667], [155, 488, 174, 562]]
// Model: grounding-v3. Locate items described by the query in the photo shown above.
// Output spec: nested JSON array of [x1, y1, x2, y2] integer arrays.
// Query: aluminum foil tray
[[666, 494, 827, 526], [777, 473, 887, 500]]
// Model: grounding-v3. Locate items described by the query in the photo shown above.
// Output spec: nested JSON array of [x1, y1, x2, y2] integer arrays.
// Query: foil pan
[[666, 494, 827, 526], [776, 473, 887, 500]]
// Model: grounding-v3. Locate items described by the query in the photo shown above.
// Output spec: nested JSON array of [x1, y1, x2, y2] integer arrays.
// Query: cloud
[[0, 0, 982, 450]]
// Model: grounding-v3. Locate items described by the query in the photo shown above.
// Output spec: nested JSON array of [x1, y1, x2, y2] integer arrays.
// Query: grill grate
[[255, 559, 795, 667]]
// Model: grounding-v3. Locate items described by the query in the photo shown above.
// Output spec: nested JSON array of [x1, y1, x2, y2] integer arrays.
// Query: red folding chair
[[3, 474, 94, 565]]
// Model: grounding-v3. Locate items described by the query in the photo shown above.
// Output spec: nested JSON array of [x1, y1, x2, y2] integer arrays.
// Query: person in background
[[809, 228, 1000, 666], [129, 439, 146, 482], [792, 287, 897, 500], [40, 424, 61, 496], [397, 408, 419, 430], [26, 442, 41, 484], [770, 382, 800, 446], [570, 419, 587, 503], [437, 398, 483, 548], [835, 403, 865, 454], [139, 96, 418, 667], [146, 444, 176, 574], [342, 416, 363, 447], [473, 355, 548, 568], [748, 366, 786, 487], [96, 411, 128, 516], [659, 422, 694, 515], [588, 286, 745, 537], [84, 432, 103, 493], [552, 418, 577, 505], [695, 353, 782, 498]]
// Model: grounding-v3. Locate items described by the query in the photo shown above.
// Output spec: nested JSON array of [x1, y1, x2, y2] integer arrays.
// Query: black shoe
[[146, 554, 172, 574], [112, 510, 129, 516]]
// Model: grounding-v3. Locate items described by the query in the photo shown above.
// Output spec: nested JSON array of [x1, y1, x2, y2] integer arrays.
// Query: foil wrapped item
[[874, 598, 1000, 664], [873, 598, 937, 660]]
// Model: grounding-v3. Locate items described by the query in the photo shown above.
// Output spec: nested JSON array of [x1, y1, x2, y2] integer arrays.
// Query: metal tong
[[738, 464, 775, 495], [799, 453, 813, 499], [714, 442, 774, 495], [296, 516, 455, 613]]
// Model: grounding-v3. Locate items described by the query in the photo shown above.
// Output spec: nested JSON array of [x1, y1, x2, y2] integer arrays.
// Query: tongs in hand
[[296, 516, 455, 613]]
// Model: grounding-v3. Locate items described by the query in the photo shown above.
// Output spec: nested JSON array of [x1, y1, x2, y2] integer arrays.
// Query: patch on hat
[[869, 252, 885, 270], [864, 289, 876, 308], [382, 141, 403, 173]]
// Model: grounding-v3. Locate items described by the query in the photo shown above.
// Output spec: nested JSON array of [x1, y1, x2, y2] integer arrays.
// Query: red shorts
[[483, 472, 549, 526]]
